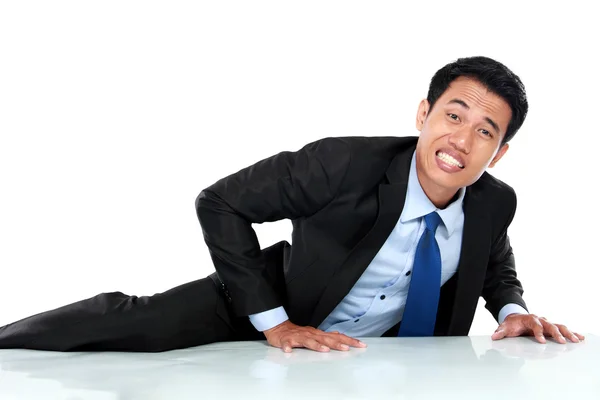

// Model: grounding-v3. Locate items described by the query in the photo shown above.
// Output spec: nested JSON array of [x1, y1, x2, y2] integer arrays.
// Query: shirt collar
[[400, 151, 465, 236]]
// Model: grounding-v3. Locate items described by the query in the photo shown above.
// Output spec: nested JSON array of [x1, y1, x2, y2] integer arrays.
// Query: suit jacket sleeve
[[481, 189, 528, 322], [195, 137, 351, 317]]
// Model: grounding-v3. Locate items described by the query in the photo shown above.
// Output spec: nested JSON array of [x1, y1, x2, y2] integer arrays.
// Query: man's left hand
[[491, 314, 585, 344]]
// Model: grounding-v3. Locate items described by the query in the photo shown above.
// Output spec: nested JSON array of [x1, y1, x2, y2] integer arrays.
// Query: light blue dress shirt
[[249, 151, 527, 335]]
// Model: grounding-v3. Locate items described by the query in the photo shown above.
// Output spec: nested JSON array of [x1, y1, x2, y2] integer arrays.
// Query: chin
[[432, 177, 463, 193], [426, 165, 469, 192]]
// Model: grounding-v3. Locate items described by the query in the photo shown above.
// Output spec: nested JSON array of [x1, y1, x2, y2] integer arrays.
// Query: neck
[[416, 172, 460, 209]]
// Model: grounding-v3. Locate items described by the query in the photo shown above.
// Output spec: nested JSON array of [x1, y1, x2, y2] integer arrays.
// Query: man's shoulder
[[473, 171, 517, 212], [476, 171, 516, 195], [312, 135, 418, 159], [324, 135, 418, 148]]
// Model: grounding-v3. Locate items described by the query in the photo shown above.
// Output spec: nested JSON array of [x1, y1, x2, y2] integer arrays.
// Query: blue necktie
[[398, 211, 442, 337]]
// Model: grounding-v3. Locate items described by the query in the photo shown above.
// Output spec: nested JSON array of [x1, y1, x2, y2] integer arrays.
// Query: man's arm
[[196, 138, 367, 352], [481, 190, 528, 321], [195, 137, 351, 317], [497, 303, 528, 324], [482, 232, 527, 322], [483, 190, 584, 344], [248, 307, 289, 331]]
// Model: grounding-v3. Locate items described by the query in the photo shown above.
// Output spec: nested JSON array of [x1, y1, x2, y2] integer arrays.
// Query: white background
[[1, 1, 598, 337]]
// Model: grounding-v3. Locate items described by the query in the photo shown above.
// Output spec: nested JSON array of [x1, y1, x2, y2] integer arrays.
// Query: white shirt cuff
[[248, 306, 289, 332], [498, 303, 528, 324]]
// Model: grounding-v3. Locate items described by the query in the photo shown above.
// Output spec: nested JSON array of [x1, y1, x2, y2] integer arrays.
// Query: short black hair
[[426, 56, 528, 144]]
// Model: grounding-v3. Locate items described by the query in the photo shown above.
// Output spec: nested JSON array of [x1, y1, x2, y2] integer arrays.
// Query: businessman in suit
[[0, 56, 584, 353]]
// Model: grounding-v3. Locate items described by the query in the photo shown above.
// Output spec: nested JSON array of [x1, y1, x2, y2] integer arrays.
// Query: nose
[[448, 127, 472, 154]]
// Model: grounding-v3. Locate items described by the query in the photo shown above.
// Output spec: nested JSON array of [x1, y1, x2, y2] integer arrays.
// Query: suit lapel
[[307, 140, 493, 333], [307, 135, 493, 332], [309, 146, 415, 328], [309, 183, 408, 327]]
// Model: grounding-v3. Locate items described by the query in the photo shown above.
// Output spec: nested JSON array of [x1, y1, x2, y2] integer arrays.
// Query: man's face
[[415, 76, 513, 205]]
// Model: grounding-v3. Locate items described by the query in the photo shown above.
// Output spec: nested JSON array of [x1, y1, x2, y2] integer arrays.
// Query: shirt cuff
[[498, 303, 528, 324], [248, 306, 289, 332]]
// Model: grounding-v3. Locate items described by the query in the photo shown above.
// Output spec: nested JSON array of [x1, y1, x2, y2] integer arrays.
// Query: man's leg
[[0, 275, 261, 352]]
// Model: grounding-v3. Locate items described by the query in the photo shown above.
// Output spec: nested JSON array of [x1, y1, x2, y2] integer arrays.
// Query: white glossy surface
[[0, 335, 597, 399]]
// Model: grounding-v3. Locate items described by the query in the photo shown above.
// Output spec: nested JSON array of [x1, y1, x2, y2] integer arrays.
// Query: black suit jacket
[[196, 136, 527, 336]]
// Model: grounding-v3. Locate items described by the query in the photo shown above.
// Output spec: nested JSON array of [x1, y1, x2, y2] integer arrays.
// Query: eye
[[480, 129, 491, 137], [447, 113, 459, 121]]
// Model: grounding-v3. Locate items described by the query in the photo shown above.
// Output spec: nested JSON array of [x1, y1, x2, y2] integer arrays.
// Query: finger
[[492, 319, 525, 340], [491, 325, 508, 340], [336, 335, 367, 348], [556, 325, 581, 343], [280, 339, 296, 353], [526, 318, 546, 343], [325, 332, 367, 348], [556, 324, 577, 342], [301, 337, 330, 352], [282, 337, 316, 353], [540, 319, 566, 344], [575, 332, 585, 341], [318, 335, 351, 351]]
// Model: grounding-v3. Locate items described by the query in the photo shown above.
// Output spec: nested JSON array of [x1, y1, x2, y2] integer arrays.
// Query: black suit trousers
[[0, 236, 404, 352], [0, 276, 263, 352]]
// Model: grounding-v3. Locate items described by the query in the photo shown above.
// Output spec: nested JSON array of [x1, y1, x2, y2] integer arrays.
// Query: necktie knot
[[424, 211, 442, 232]]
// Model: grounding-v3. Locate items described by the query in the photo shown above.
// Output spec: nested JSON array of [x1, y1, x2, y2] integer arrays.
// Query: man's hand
[[491, 314, 585, 344], [263, 320, 367, 353]]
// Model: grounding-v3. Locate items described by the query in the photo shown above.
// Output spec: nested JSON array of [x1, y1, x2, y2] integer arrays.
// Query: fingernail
[[284, 346, 291, 353], [320, 345, 330, 351], [572, 335, 580, 343], [340, 344, 349, 350]]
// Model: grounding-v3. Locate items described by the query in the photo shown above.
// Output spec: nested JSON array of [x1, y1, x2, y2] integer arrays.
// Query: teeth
[[437, 152, 463, 168]]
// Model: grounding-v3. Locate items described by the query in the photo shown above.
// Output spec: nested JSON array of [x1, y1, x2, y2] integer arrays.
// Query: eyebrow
[[447, 98, 500, 135]]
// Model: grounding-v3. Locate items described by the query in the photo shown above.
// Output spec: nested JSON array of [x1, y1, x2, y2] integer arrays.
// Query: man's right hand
[[263, 320, 367, 353]]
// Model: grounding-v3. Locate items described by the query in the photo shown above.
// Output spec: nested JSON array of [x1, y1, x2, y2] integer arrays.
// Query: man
[[0, 56, 584, 353]]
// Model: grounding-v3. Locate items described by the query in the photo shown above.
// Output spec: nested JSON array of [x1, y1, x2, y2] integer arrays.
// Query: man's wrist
[[248, 306, 289, 331], [498, 303, 528, 324], [264, 320, 291, 337]]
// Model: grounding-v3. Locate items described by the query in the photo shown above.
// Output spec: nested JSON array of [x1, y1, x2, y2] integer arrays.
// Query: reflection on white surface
[[0, 335, 597, 399]]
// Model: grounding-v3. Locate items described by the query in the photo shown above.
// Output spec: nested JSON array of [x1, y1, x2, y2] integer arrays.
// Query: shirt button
[[380, 295, 386, 300], [405, 270, 411, 276]]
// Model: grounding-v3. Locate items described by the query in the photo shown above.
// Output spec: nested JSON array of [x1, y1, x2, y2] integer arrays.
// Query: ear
[[415, 99, 430, 131], [489, 143, 509, 168]]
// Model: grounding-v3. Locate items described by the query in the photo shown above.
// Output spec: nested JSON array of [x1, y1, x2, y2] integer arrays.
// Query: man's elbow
[[195, 189, 209, 212], [195, 189, 220, 222]]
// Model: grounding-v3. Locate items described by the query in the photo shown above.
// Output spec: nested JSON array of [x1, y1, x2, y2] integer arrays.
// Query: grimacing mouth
[[435, 150, 465, 169]]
